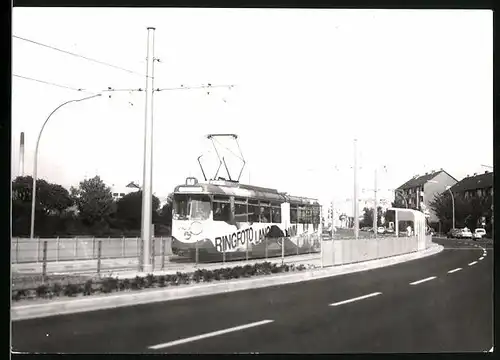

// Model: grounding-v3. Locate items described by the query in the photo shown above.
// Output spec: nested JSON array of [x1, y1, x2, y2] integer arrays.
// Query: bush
[[36, 284, 48, 298], [231, 266, 245, 279], [177, 272, 190, 285], [296, 264, 306, 271], [202, 270, 214, 282], [83, 279, 93, 295], [64, 283, 80, 297], [158, 275, 166, 287], [145, 274, 155, 288], [51, 282, 63, 296], [192, 269, 203, 283], [242, 264, 254, 277], [167, 274, 178, 286], [100, 277, 118, 293], [12, 289, 27, 301], [119, 278, 131, 291]]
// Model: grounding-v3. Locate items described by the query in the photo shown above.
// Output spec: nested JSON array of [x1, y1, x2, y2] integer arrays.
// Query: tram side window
[[259, 203, 271, 223], [235, 202, 248, 222], [290, 206, 298, 224], [248, 200, 260, 222], [213, 200, 231, 222], [271, 205, 281, 223]]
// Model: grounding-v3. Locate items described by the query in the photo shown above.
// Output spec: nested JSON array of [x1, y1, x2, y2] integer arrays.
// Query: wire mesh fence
[[11, 237, 173, 264]]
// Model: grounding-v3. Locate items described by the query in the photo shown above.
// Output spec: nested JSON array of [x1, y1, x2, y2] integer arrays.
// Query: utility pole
[[19, 132, 25, 176], [373, 168, 378, 237], [141, 27, 155, 273], [353, 139, 359, 240]]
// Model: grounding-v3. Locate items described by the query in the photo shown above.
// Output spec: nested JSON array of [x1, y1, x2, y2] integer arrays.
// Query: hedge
[[12, 262, 310, 302]]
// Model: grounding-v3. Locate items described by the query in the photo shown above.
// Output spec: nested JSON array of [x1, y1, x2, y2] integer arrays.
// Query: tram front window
[[173, 195, 189, 220], [190, 196, 211, 220], [173, 194, 211, 221]]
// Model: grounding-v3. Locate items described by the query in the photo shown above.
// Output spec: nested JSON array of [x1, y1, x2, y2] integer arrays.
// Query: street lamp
[[446, 185, 456, 229], [30, 94, 102, 240]]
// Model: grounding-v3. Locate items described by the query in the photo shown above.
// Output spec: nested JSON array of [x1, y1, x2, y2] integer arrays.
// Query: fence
[[321, 235, 429, 267], [11, 237, 173, 264]]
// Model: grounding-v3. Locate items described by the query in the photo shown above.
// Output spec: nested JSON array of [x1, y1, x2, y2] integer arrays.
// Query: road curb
[[11, 244, 443, 321]]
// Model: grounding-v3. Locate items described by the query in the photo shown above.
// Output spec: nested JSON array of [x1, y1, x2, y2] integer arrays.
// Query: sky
[[12, 8, 493, 214]]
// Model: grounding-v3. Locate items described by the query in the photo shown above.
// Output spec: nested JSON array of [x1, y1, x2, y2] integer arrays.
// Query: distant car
[[473, 228, 487, 240], [447, 229, 462, 239], [459, 228, 473, 239], [377, 227, 385, 234], [385, 228, 395, 234]]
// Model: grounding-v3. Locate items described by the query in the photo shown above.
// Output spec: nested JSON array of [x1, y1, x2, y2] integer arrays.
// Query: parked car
[[459, 228, 473, 239], [447, 229, 462, 239], [385, 228, 395, 234], [472, 228, 487, 240], [377, 227, 385, 234]]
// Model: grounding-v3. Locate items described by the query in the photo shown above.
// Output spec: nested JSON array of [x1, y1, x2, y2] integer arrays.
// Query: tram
[[170, 177, 322, 262]]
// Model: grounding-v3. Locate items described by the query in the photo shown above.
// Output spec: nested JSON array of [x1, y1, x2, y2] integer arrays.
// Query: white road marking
[[468, 261, 477, 266], [447, 268, 462, 274], [479, 257, 484, 261], [410, 276, 437, 285], [329, 292, 382, 306], [490, 346, 493, 352], [148, 320, 274, 350]]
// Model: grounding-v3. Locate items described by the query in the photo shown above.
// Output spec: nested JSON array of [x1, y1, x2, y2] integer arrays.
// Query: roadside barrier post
[[16, 237, 19, 264], [74, 236, 78, 259], [296, 236, 299, 255], [36, 237, 41, 263], [222, 240, 226, 264], [151, 237, 156, 271], [97, 239, 102, 278], [281, 237, 285, 264], [136, 236, 139, 258], [42, 240, 48, 284], [161, 236, 166, 270], [56, 236, 60, 262], [138, 238, 143, 272], [122, 236, 125, 257], [245, 236, 249, 262], [92, 237, 96, 258], [195, 240, 200, 265]]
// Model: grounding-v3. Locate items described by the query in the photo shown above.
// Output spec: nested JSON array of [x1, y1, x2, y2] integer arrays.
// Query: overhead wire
[[13, 35, 146, 77], [13, 74, 97, 94]]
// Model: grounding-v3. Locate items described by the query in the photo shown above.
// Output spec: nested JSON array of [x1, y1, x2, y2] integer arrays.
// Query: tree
[[115, 191, 160, 230], [71, 176, 116, 227], [12, 176, 74, 236], [429, 192, 493, 233], [360, 206, 384, 228]]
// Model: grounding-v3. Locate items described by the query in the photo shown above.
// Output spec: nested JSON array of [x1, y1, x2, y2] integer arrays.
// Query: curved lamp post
[[446, 185, 456, 229], [30, 94, 102, 240]]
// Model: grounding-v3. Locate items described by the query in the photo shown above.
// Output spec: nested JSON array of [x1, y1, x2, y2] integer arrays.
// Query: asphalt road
[[12, 238, 493, 353]]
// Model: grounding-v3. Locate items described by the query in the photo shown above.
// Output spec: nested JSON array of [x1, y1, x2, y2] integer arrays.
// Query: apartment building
[[396, 169, 458, 223], [111, 181, 140, 201], [448, 171, 493, 199]]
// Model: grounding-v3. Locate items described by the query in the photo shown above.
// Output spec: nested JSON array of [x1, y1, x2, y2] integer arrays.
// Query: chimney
[[19, 132, 25, 177]]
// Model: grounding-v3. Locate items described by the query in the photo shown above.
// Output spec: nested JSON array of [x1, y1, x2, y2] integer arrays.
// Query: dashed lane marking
[[447, 268, 462, 274], [329, 292, 382, 307], [148, 320, 274, 350], [479, 257, 484, 261], [468, 261, 478, 266], [410, 276, 437, 285]]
